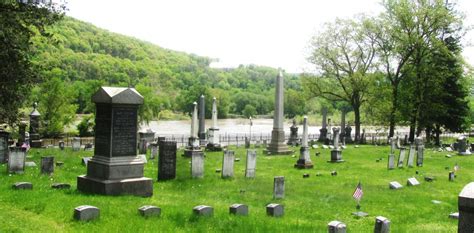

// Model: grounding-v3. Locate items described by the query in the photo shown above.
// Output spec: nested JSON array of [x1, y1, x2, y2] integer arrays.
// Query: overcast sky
[[66, 0, 474, 73]]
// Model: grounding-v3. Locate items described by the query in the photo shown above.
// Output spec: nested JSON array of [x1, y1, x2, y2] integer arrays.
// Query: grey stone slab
[[416, 145, 424, 167], [245, 150, 257, 178], [25, 161, 37, 167], [352, 211, 368, 217], [12, 182, 32, 190], [229, 204, 248, 216], [407, 177, 420, 186], [8, 148, 26, 174], [137, 154, 147, 164], [73, 205, 100, 221], [150, 143, 158, 160], [266, 203, 284, 217], [72, 137, 81, 151], [52, 183, 71, 189], [138, 205, 161, 217], [459, 182, 474, 232], [397, 148, 406, 168], [328, 220, 346, 233], [193, 205, 213, 216], [158, 140, 177, 181], [389, 181, 403, 189], [222, 150, 235, 178], [273, 176, 285, 199], [449, 212, 459, 219], [41, 156, 54, 174], [407, 144, 416, 167], [374, 216, 390, 233], [387, 154, 395, 170], [191, 151, 204, 178]]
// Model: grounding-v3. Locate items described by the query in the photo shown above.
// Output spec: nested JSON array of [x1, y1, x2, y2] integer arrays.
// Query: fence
[[40, 131, 465, 148]]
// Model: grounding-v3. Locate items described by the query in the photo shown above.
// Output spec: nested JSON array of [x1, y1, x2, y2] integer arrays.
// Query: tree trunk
[[389, 82, 399, 138], [354, 104, 361, 142], [435, 124, 441, 146], [425, 127, 431, 144], [409, 113, 416, 142]]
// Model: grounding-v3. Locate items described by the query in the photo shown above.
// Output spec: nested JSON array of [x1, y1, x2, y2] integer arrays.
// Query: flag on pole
[[454, 163, 459, 172], [352, 182, 363, 201]]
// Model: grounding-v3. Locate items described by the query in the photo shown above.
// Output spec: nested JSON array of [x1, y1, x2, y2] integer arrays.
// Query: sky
[[66, 0, 474, 73]]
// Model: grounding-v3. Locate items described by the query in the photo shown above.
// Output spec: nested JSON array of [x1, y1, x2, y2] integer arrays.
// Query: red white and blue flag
[[352, 182, 363, 202]]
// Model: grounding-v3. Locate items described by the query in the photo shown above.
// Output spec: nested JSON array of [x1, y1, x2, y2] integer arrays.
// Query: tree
[[373, 0, 462, 139], [37, 77, 77, 137], [0, 1, 65, 125], [304, 16, 376, 141]]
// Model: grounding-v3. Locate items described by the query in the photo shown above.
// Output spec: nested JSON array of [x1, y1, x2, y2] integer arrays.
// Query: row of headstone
[[191, 149, 257, 179], [388, 137, 423, 169], [6, 151, 55, 175], [328, 216, 390, 233]]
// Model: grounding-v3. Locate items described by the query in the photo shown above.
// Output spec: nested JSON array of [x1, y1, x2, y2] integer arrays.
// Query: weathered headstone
[[222, 150, 235, 178], [149, 142, 158, 159], [415, 137, 424, 166], [7, 148, 26, 174], [389, 181, 403, 189], [77, 87, 153, 197], [29, 102, 43, 148], [198, 95, 207, 146], [266, 203, 284, 217], [273, 176, 285, 199], [184, 102, 202, 157], [72, 137, 81, 151], [12, 182, 32, 190], [18, 121, 27, 146], [41, 156, 54, 174], [138, 138, 147, 155], [245, 150, 257, 178], [329, 128, 343, 162], [374, 216, 390, 233], [287, 119, 299, 146], [138, 205, 161, 217], [191, 151, 204, 178], [457, 136, 471, 155], [206, 97, 222, 151], [59, 141, 65, 150], [407, 143, 416, 167], [407, 177, 420, 186], [266, 70, 292, 155], [193, 205, 213, 216], [74, 205, 99, 221], [295, 116, 313, 169], [449, 171, 455, 182], [158, 140, 177, 181], [318, 107, 328, 142], [459, 182, 474, 232], [328, 220, 347, 233], [229, 204, 248, 216], [397, 147, 406, 168], [387, 137, 395, 170], [0, 129, 10, 163]]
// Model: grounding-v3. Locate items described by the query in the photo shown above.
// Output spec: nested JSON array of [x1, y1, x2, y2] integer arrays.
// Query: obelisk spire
[[191, 102, 198, 138], [211, 97, 218, 129], [273, 69, 284, 129]]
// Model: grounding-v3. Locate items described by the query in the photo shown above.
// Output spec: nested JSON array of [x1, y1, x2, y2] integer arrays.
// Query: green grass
[[0, 144, 471, 232]]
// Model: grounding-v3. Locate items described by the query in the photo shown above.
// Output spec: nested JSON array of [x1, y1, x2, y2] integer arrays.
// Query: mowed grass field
[[0, 142, 472, 232]]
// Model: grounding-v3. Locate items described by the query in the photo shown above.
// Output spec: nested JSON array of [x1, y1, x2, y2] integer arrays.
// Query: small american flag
[[352, 182, 363, 201], [454, 163, 459, 172]]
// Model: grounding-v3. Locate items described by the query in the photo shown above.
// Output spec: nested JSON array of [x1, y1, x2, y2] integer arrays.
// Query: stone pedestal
[[287, 119, 299, 146], [267, 129, 293, 155], [329, 150, 344, 163], [459, 182, 474, 232], [77, 87, 153, 197], [295, 147, 314, 168], [184, 137, 200, 157], [206, 128, 222, 151], [29, 103, 43, 148]]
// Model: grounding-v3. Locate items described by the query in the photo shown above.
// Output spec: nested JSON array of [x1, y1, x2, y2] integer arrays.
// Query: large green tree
[[304, 16, 377, 141], [0, 0, 65, 125]]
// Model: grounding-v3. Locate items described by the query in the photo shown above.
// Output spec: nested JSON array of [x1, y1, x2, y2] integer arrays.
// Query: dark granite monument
[[287, 119, 299, 146], [158, 140, 177, 181], [198, 95, 207, 146], [77, 87, 153, 197], [318, 107, 328, 142], [29, 102, 43, 148]]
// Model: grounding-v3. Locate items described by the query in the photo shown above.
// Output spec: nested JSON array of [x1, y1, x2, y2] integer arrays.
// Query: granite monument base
[[294, 159, 314, 169], [206, 143, 223, 151], [77, 175, 152, 197], [266, 129, 292, 155], [328, 150, 344, 163], [183, 149, 202, 157]]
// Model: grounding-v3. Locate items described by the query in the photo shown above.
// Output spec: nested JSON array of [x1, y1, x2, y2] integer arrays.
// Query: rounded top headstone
[[460, 182, 474, 199]]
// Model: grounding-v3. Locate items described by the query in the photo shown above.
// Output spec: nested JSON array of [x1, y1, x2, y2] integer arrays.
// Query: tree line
[[303, 0, 472, 145]]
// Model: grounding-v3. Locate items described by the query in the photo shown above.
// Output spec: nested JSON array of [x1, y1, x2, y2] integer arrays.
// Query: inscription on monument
[[94, 104, 111, 157], [112, 106, 137, 156], [158, 141, 177, 181]]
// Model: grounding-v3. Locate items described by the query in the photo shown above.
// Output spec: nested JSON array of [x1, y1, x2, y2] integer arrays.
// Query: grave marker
[[328, 220, 347, 233], [459, 182, 474, 232], [374, 216, 390, 233], [407, 144, 416, 167], [138, 205, 161, 217], [41, 156, 54, 174], [222, 150, 235, 178], [229, 204, 248, 216], [7, 148, 26, 174], [266, 203, 284, 217], [72, 137, 81, 151], [397, 147, 406, 168], [407, 177, 420, 186], [389, 181, 403, 189], [191, 151, 204, 178], [74, 205, 99, 221], [273, 176, 285, 199], [245, 150, 257, 178], [193, 205, 213, 216], [12, 182, 32, 190], [158, 140, 177, 181]]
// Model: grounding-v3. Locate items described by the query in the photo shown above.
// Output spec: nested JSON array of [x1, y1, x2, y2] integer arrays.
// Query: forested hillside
[[30, 17, 303, 124]]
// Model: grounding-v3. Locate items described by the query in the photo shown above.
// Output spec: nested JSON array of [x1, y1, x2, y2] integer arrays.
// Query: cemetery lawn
[[1, 144, 471, 232]]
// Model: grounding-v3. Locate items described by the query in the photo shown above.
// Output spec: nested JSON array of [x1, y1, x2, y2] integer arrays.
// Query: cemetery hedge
[[0, 144, 471, 232]]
